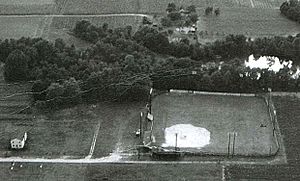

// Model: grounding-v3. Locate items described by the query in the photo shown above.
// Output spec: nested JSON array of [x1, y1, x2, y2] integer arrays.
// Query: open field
[[0, 101, 143, 159], [62, 0, 286, 14], [0, 0, 56, 15], [197, 7, 300, 42], [0, 17, 42, 39], [151, 93, 278, 156], [0, 15, 143, 48], [0, 0, 287, 15], [0, 162, 222, 181], [0, 111, 97, 158], [225, 97, 300, 180]]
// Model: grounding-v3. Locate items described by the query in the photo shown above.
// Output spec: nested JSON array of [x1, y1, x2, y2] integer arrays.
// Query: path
[[0, 14, 150, 18], [85, 121, 101, 159]]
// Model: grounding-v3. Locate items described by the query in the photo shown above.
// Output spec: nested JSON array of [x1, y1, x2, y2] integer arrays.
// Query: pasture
[[151, 92, 278, 156], [0, 0, 55, 15], [62, 0, 286, 14], [197, 7, 300, 42], [0, 17, 42, 39], [0, 101, 143, 159]]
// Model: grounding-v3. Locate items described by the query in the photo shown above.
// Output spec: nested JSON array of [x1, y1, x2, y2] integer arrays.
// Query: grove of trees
[[280, 0, 300, 23], [1, 19, 300, 110]]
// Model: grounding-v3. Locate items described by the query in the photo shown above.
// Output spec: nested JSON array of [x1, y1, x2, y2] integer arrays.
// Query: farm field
[[225, 97, 300, 180], [0, 17, 42, 39], [0, 15, 143, 48], [151, 93, 278, 156], [197, 7, 300, 42], [0, 0, 56, 15], [62, 0, 286, 15]]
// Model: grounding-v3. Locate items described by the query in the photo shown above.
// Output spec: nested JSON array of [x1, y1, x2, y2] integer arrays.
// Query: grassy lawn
[[0, 108, 98, 158], [197, 7, 300, 42], [92, 102, 145, 158], [0, 162, 222, 181], [151, 93, 278, 156], [0, 101, 144, 159]]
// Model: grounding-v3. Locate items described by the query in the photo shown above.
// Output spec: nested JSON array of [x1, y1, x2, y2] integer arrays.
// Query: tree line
[[280, 0, 300, 23], [1, 20, 300, 109]]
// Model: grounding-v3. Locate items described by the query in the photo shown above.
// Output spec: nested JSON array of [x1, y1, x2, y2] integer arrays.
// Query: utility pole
[[175, 133, 178, 151], [232, 132, 237, 156], [227, 132, 231, 157]]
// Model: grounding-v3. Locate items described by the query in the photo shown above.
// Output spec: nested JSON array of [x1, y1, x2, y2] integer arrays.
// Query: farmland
[[151, 93, 278, 156], [197, 7, 300, 42], [0, 15, 144, 48], [0, 0, 56, 15], [62, 0, 286, 15], [0, 17, 42, 39]]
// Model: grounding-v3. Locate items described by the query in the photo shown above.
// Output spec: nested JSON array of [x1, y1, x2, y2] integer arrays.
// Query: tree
[[142, 16, 152, 25], [187, 5, 196, 13], [166, 3, 177, 13], [4, 50, 29, 82], [214, 8, 220, 16], [161, 17, 172, 27], [205, 7, 213, 16], [167, 12, 182, 21], [189, 13, 198, 24]]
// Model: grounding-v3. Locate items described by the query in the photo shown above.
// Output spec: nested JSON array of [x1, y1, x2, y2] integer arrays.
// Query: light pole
[[139, 112, 143, 139], [149, 88, 153, 114], [175, 133, 178, 151]]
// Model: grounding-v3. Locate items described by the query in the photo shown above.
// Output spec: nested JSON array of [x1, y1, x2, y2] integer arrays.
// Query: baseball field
[[151, 92, 279, 157]]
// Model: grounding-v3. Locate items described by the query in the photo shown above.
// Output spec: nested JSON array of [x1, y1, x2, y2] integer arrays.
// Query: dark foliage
[[280, 0, 300, 23]]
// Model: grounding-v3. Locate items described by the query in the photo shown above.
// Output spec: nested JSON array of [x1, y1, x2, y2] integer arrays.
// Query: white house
[[11, 132, 27, 149]]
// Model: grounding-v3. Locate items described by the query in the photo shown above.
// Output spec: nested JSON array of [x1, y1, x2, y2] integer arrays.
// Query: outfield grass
[[225, 97, 300, 180], [151, 93, 278, 156]]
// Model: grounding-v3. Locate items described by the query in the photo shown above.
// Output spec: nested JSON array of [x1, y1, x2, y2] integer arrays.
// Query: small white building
[[11, 132, 27, 149]]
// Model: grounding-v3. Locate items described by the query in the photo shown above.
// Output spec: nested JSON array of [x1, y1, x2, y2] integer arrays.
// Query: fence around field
[[147, 90, 281, 158], [169, 89, 256, 97], [258, 93, 280, 156]]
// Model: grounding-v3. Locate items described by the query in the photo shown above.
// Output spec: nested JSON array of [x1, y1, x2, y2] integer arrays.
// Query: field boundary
[[260, 94, 280, 154], [148, 90, 284, 158], [169, 89, 256, 97]]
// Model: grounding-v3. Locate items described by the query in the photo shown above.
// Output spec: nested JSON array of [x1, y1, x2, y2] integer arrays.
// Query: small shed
[[11, 132, 27, 149]]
